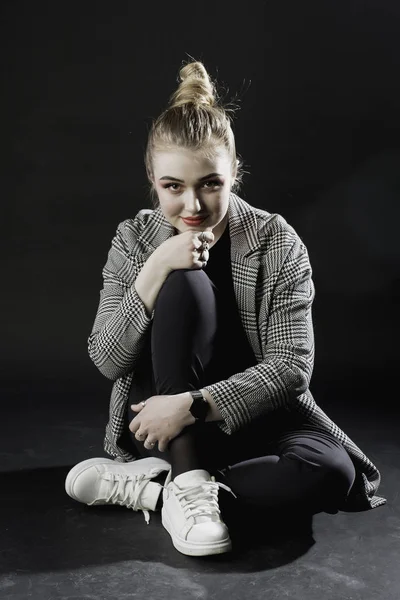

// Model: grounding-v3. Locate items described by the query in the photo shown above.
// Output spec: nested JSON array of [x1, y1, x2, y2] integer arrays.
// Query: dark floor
[[1, 374, 398, 600]]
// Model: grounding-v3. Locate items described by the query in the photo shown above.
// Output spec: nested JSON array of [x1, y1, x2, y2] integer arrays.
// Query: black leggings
[[127, 269, 356, 512]]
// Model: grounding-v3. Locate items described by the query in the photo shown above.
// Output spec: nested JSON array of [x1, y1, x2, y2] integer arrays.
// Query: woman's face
[[151, 147, 236, 236]]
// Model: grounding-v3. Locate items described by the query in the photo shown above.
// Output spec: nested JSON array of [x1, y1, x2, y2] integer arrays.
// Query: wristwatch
[[188, 390, 209, 422]]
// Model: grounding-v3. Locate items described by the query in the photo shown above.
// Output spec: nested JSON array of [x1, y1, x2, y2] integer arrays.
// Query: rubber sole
[[161, 505, 232, 556]]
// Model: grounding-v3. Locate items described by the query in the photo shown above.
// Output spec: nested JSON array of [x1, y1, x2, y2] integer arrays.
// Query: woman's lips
[[181, 216, 207, 225]]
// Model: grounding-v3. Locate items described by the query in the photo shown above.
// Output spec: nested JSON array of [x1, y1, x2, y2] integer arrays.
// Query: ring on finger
[[199, 251, 208, 262]]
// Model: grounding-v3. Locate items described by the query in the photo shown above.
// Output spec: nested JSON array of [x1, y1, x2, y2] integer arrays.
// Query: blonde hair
[[144, 57, 247, 208]]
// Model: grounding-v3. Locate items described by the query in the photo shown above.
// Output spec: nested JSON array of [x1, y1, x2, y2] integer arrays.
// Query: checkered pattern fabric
[[87, 193, 386, 511]]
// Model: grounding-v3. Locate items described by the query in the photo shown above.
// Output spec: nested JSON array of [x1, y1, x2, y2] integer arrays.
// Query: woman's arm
[[200, 388, 224, 422], [134, 246, 171, 318], [202, 234, 315, 434], [87, 216, 169, 381]]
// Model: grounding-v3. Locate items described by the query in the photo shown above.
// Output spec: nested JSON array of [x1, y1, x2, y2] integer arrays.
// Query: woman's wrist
[[176, 390, 223, 424], [199, 388, 223, 422], [177, 392, 197, 425]]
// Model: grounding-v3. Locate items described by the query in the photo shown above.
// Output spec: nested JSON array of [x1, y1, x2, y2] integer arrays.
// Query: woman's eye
[[204, 180, 222, 189], [164, 180, 222, 192]]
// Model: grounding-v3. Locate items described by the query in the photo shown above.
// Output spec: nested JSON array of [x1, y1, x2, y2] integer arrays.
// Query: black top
[[202, 223, 307, 440], [201, 223, 256, 383]]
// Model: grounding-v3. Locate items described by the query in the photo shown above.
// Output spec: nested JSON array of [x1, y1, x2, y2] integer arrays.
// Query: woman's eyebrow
[[159, 173, 223, 183]]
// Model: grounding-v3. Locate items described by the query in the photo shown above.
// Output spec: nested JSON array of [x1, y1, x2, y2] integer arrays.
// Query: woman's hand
[[129, 393, 195, 452], [154, 229, 214, 273]]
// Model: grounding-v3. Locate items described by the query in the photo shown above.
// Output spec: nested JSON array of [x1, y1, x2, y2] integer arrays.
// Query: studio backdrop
[[3, 0, 399, 412]]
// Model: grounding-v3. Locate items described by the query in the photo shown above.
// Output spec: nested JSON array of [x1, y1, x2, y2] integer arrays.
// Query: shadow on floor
[[1, 464, 320, 574]]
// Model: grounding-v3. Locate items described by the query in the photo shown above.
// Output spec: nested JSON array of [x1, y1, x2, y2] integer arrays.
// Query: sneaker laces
[[168, 476, 237, 523], [88, 467, 163, 525]]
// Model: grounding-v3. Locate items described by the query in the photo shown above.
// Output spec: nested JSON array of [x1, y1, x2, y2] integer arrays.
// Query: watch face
[[192, 405, 202, 418], [190, 401, 200, 417], [190, 392, 208, 420]]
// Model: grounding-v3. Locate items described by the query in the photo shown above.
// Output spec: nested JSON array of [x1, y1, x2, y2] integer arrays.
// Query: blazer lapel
[[227, 195, 263, 362]]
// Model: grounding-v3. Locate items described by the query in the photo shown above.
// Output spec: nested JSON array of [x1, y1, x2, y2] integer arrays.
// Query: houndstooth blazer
[[88, 192, 386, 511]]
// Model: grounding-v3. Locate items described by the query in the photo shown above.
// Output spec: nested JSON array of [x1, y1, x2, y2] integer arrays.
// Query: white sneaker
[[65, 456, 171, 524], [161, 469, 237, 556]]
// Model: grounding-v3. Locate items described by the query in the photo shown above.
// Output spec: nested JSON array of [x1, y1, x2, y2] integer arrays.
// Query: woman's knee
[[321, 450, 356, 498], [156, 268, 217, 316], [162, 268, 211, 294]]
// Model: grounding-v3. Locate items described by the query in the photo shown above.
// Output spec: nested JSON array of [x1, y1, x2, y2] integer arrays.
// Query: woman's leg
[[217, 430, 357, 514], [126, 269, 356, 514], [128, 268, 219, 480]]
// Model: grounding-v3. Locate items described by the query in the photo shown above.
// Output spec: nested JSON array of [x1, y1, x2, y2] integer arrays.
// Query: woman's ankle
[[153, 471, 168, 486], [168, 428, 204, 481], [156, 489, 163, 510]]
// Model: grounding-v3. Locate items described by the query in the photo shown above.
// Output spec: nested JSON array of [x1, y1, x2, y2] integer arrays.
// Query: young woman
[[65, 59, 386, 557]]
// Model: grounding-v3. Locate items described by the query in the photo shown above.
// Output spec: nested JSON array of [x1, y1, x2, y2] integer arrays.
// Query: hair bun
[[171, 61, 216, 109]]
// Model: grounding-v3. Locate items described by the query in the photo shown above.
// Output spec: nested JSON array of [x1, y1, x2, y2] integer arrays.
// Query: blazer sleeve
[[87, 217, 153, 381], [203, 234, 316, 435]]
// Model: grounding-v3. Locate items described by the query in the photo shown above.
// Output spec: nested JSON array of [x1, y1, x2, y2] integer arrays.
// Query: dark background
[[3, 0, 399, 412]]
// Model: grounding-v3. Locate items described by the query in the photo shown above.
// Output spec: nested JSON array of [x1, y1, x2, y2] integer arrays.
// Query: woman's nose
[[184, 194, 203, 212]]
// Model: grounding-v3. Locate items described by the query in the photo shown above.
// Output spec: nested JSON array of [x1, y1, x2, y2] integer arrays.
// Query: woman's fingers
[[144, 439, 156, 449], [193, 247, 209, 259], [158, 440, 168, 453], [143, 437, 169, 452], [194, 233, 212, 249], [193, 238, 203, 250], [200, 248, 209, 261], [202, 231, 214, 243]]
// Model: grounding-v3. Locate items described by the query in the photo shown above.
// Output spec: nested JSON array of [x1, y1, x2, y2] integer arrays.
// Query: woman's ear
[[232, 159, 238, 181]]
